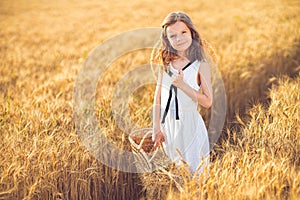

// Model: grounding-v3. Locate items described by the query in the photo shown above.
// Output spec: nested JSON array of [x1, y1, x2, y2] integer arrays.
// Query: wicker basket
[[128, 128, 169, 172]]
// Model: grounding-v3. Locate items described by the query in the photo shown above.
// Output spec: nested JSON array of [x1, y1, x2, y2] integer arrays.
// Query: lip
[[177, 42, 186, 46]]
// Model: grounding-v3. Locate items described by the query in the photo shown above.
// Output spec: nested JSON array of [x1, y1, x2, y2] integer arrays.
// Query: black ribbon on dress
[[161, 62, 192, 124]]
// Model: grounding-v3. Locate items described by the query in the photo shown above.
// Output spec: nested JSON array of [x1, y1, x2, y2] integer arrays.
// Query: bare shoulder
[[198, 59, 211, 74], [200, 59, 210, 68]]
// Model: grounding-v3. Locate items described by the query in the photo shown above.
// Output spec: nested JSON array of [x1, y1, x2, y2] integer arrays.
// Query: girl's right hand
[[153, 130, 165, 148]]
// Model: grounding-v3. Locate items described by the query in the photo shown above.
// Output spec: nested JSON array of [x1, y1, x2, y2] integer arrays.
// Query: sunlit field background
[[1, 0, 300, 199]]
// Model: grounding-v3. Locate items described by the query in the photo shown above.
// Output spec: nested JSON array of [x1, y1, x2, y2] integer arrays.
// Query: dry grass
[[166, 75, 300, 200], [0, 0, 300, 199]]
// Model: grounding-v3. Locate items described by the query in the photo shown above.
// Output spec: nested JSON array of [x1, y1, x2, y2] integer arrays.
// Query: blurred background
[[0, 0, 299, 199]]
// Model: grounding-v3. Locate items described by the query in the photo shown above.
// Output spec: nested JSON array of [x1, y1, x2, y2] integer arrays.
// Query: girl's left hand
[[172, 69, 185, 88]]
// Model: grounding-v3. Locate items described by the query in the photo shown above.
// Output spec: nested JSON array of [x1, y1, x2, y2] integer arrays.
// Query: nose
[[176, 34, 182, 42]]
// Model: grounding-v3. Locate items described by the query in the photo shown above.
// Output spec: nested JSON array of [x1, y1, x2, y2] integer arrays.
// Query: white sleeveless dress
[[160, 60, 210, 173]]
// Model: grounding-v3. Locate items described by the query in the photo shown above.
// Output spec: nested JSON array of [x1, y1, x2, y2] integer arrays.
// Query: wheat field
[[0, 0, 300, 199]]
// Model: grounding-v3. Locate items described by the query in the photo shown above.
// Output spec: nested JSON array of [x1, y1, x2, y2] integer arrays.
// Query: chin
[[176, 45, 191, 53], [176, 47, 188, 53]]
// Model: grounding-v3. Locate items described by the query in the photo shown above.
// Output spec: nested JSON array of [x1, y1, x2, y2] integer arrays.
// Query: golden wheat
[[0, 0, 299, 199]]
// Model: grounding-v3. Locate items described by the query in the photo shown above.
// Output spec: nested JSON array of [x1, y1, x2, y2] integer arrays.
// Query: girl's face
[[166, 21, 192, 56]]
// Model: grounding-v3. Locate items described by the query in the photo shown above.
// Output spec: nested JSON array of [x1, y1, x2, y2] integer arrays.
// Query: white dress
[[160, 60, 210, 173]]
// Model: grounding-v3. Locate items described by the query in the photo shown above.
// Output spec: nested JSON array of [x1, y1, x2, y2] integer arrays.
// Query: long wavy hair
[[151, 11, 218, 76], [161, 12, 206, 68]]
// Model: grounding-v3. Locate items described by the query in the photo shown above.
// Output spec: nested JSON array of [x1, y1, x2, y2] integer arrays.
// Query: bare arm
[[153, 70, 162, 134], [172, 61, 213, 108], [152, 69, 165, 147]]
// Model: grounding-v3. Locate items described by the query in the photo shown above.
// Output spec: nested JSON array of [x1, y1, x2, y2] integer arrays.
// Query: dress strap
[[161, 62, 192, 124], [182, 62, 193, 71], [165, 62, 192, 76], [161, 85, 178, 123]]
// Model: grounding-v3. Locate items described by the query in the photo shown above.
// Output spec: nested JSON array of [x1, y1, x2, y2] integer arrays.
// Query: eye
[[182, 31, 187, 34]]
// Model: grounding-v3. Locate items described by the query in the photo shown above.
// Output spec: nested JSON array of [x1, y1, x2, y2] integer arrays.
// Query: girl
[[152, 11, 213, 173]]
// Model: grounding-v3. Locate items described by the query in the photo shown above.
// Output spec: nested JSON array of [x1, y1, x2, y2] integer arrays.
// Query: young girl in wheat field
[[152, 11, 213, 173]]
